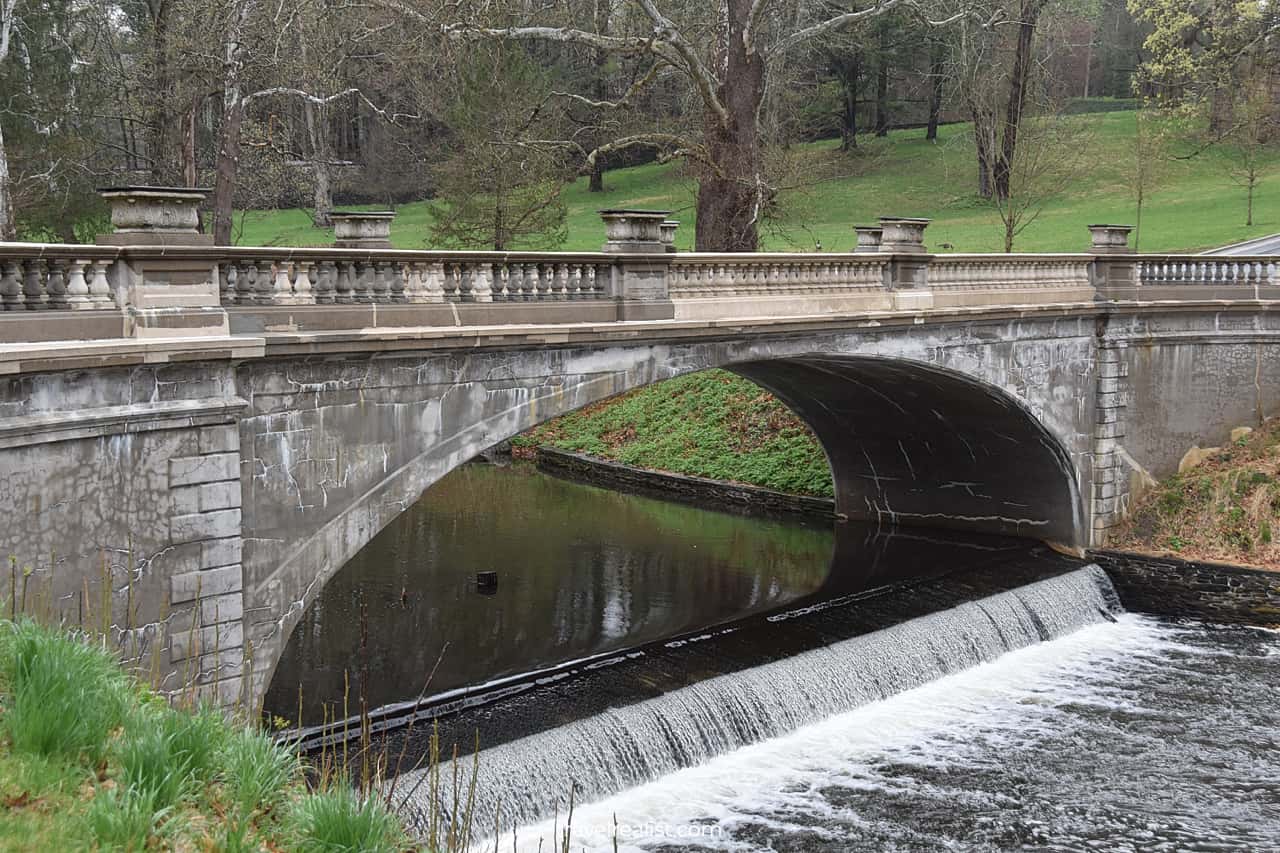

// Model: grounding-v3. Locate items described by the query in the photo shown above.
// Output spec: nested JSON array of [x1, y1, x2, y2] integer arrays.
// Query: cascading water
[[393, 564, 1124, 836]]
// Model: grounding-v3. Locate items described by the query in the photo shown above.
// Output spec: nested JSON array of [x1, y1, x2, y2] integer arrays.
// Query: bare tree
[[1127, 106, 1171, 250], [1224, 89, 1276, 227], [986, 109, 1089, 251], [0, 0, 16, 239], [377, 0, 987, 252]]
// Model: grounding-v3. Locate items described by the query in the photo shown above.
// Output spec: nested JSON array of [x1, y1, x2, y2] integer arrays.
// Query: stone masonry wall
[[1094, 550, 1280, 626], [0, 365, 246, 705]]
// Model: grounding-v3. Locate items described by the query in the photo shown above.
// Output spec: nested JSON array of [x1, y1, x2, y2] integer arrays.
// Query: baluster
[[89, 260, 113, 307], [333, 262, 353, 303], [42, 260, 67, 309], [550, 263, 567, 299], [372, 262, 391, 302], [294, 261, 315, 304], [219, 262, 234, 305], [272, 261, 294, 303], [584, 264, 600, 298], [402, 262, 425, 303], [353, 261, 374, 303], [566, 264, 582, 298], [314, 261, 335, 304], [65, 260, 90, 309], [237, 261, 257, 303], [424, 261, 445, 301], [253, 260, 274, 304], [1267, 261, 1277, 286], [0, 260, 23, 310], [493, 264, 510, 301], [472, 263, 493, 302], [22, 259, 46, 310], [389, 263, 406, 302]]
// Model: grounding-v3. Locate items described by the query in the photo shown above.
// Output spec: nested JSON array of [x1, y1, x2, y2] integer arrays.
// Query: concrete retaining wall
[[535, 446, 836, 520], [1093, 550, 1280, 626]]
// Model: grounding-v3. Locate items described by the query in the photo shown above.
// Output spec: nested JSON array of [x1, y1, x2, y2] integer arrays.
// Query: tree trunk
[[972, 106, 993, 199], [0, 121, 14, 240], [148, 2, 185, 185], [992, 0, 1044, 200], [587, 0, 611, 192], [833, 53, 861, 151], [926, 45, 944, 141], [181, 95, 200, 187], [874, 44, 889, 137], [695, 0, 766, 252], [213, 95, 244, 246], [304, 98, 333, 228]]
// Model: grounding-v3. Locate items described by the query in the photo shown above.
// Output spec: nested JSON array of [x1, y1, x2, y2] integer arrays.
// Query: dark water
[[508, 617, 1280, 852], [265, 463, 835, 725]]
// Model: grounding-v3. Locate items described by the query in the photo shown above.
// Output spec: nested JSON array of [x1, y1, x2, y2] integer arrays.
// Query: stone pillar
[[332, 211, 396, 249], [600, 209, 675, 321], [853, 226, 883, 253], [1088, 224, 1137, 301], [660, 220, 680, 253], [96, 187, 229, 338], [879, 216, 933, 310]]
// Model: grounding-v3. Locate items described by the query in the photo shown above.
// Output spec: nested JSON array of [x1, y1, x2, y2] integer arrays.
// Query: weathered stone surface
[[1178, 446, 1221, 473], [1094, 550, 1279, 626], [1231, 426, 1254, 443], [1, 300, 1277, 712]]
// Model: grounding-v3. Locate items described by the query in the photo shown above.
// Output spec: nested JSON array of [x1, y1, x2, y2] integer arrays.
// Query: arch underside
[[243, 341, 1090, 704], [731, 356, 1082, 545]]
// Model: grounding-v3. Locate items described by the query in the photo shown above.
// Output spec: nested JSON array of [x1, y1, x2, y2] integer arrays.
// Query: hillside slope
[[240, 111, 1280, 254]]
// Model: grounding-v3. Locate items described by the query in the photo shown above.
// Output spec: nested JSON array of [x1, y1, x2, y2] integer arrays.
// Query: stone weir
[[380, 539, 1119, 835], [286, 525, 1109, 812]]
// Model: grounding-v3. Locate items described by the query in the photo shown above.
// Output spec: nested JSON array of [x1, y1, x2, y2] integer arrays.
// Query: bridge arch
[[243, 343, 1089, 707]]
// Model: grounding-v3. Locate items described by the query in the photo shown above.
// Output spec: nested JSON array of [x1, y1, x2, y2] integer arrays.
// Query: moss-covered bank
[[512, 370, 833, 497]]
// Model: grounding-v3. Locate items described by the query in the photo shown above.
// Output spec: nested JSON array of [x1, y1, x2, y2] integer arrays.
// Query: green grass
[[513, 369, 834, 497], [0, 619, 407, 852], [237, 111, 1280, 253]]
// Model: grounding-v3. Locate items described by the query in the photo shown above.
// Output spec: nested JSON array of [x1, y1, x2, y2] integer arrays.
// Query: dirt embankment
[[1113, 418, 1280, 571]]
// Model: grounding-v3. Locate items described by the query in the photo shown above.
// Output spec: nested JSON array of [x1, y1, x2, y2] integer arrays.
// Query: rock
[[1231, 426, 1254, 443], [1179, 445, 1221, 473]]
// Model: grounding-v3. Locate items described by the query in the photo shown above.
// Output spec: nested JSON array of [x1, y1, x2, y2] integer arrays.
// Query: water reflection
[[265, 463, 836, 725]]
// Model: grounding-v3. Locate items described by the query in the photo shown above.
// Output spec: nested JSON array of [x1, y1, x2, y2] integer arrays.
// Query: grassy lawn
[[237, 111, 1280, 254]]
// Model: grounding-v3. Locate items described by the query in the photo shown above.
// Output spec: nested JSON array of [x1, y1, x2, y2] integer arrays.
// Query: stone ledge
[[0, 396, 249, 450]]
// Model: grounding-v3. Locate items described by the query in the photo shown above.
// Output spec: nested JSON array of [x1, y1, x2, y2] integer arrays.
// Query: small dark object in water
[[476, 571, 498, 593]]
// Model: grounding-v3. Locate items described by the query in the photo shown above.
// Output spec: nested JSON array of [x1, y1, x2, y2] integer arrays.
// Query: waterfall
[[393, 564, 1123, 836]]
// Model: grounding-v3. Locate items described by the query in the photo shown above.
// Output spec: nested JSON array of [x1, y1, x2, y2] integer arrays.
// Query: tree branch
[[633, 0, 730, 126]]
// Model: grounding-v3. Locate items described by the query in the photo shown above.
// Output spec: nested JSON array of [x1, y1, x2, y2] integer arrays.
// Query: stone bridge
[[1, 195, 1277, 712]]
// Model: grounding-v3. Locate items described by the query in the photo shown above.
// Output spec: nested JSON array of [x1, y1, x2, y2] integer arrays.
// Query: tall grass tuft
[[220, 728, 299, 817], [117, 705, 227, 810], [287, 781, 406, 853], [0, 620, 127, 761], [85, 786, 170, 852]]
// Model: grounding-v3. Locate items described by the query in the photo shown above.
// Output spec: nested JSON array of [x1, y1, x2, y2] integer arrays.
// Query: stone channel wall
[[1093, 550, 1280, 626], [536, 447, 836, 520]]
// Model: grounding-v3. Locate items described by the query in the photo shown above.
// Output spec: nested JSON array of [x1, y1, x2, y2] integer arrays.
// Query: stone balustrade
[[215, 251, 613, 306], [1137, 256, 1278, 287], [929, 255, 1094, 291], [0, 244, 124, 311], [3, 200, 1280, 348], [669, 254, 888, 298]]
